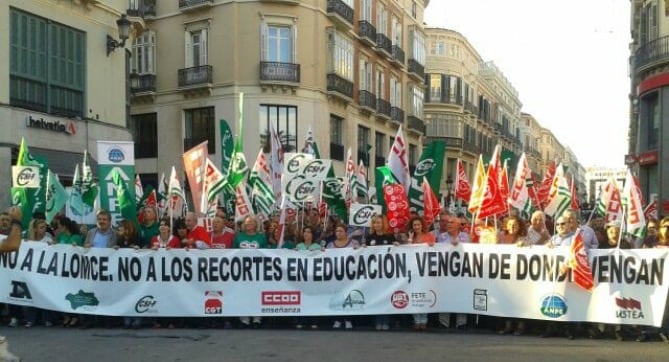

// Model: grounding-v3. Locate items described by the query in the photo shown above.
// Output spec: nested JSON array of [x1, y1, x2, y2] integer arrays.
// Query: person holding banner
[[366, 214, 400, 331], [210, 214, 235, 249], [525, 211, 551, 246], [294, 225, 322, 329], [436, 213, 471, 330], [151, 218, 181, 249], [234, 215, 268, 328], [183, 212, 211, 249], [637, 216, 669, 343], [326, 223, 359, 330], [497, 216, 529, 336], [138, 206, 160, 249], [408, 216, 436, 331], [0, 206, 24, 362]]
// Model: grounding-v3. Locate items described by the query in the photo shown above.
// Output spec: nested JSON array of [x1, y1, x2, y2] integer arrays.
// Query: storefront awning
[[30, 147, 97, 185]]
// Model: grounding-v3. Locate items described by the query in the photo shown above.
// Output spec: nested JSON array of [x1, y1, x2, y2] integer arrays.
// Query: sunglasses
[[556, 222, 567, 226]]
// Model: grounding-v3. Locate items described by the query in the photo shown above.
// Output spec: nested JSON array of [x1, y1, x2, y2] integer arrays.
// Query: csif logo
[[135, 295, 158, 313], [323, 178, 343, 194], [285, 175, 316, 202], [391, 290, 409, 309], [302, 159, 328, 178], [414, 158, 436, 177], [286, 153, 310, 173], [14, 166, 39, 187], [352, 205, 375, 225]]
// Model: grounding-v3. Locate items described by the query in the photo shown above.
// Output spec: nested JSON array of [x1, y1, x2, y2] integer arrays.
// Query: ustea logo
[[540, 294, 568, 318], [391, 291, 409, 309], [204, 291, 223, 314], [615, 297, 644, 319], [262, 291, 301, 306]]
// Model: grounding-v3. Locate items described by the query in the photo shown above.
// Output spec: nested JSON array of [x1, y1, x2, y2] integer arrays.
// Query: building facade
[[629, 0, 669, 216], [1, 0, 133, 208], [127, 0, 428, 188]]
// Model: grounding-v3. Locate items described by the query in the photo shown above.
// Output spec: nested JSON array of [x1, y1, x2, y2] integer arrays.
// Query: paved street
[[2, 326, 668, 362]]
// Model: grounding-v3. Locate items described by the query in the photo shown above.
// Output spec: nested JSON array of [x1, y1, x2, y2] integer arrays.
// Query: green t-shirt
[[57, 233, 84, 246], [295, 242, 321, 251], [233, 233, 268, 249], [138, 222, 159, 248]]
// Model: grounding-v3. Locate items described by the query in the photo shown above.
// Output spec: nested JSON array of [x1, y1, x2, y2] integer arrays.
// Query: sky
[[424, 0, 631, 168]]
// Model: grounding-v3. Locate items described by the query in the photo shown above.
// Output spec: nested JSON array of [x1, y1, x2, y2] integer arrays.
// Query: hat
[[605, 220, 621, 229]]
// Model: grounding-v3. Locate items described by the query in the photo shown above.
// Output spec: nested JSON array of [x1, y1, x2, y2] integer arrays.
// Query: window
[[359, 57, 373, 92], [358, 126, 371, 156], [10, 9, 85, 117], [409, 27, 425, 64], [184, 107, 215, 154], [259, 105, 298, 152], [132, 31, 156, 74], [430, 41, 445, 55], [376, 66, 385, 99], [375, 132, 386, 157], [647, 94, 659, 149], [361, 0, 372, 22], [429, 74, 442, 101], [377, 5, 388, 35], [327, 29, 354, 81], [410, 86, 424, 118], [411, 1, 417, 18], [390, 76, 401, 107], [391, 15, 402, 45], [330, 114, 344, 161], [261, 23, 295, 63], [409, 144, 417, 166], [130, 113, 158, 158], [185, 28, 207, 67]]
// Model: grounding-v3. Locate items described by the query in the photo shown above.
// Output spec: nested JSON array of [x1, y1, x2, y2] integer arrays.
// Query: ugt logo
[[9, 281, 32, 300]]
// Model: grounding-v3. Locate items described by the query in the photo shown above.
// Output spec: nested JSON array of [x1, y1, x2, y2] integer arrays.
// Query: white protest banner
[[348, 203, 382, 227], [1, 243, 667, 326]]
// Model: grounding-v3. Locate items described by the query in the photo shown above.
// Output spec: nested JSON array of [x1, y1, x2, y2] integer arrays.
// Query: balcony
[[358, 90, 376, 112], [407, 59, 424, 80], [390, 106, 404, 124], [327, 73, 354, 100], [443, 137, 463, 149], [179, 0, 213, 12], [260, 62, 300, 85], [635, 35, 669, 73], [358, 20, 376, 47], [178, 65, 212, 89], [375, 33, 392, 58], [464, 100, 478, 115], [391, 45, 405, 66], [127, 0, 156, 18], [130, 73, 156, 94], [376, 98, 391, 119], [326, 0, 354, 28], [463, 140, 480, 155], [330, 143, 344, 161], [407, 115, 425, 134]]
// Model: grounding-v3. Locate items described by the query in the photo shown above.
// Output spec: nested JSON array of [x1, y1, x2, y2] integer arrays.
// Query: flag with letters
[[569, 230, 594, 292], [455, 158, 472, 203], [387, 125, 410, 192], [537, 161, 556, 209], [596, 177, 622, 224], [508, 153, 534, 217], [621, 170, 646, 238], [249, 149, 275, 220], [543, 163, 571, 218]]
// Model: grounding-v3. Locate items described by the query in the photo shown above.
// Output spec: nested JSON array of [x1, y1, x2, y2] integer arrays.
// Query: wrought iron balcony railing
[[375, 33, 392, 57], [635, 35, 669, 72], [260, 61, 300, 83], [407, 59, 424, 79], [391, 45, 405, 65], [377, 98, 391, 118], [407, 115, 425, 134], [326, 0, 354, 27], [358, 20, 376, 45], [130, 73, 156, 93], [127, 0, 156, 17], [327, 73, 354, 99], [390, 106, 404, 124], [179, 0, 213, 11], [178, 65, 213, 87], [358, 90, 376, 111]]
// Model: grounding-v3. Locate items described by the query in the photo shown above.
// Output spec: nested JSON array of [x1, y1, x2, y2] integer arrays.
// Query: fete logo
[[9, 281, 32, 301], [615, 297, 644, 319], [411, 290, 438, 309], [540, 294, 568, 318], [65, 290, 100, 310], [204, 291, 223, 314], [391, 290, 409, 309], [262, 291, 301, 306], [108, 147, 125, 163], [135, 295, 158, 314]]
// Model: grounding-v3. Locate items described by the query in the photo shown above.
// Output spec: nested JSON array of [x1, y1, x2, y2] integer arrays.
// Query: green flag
[[220, 119, 234, 177], [308, 137, 346, 221], [11, 138, 48, 227], [111, 168, 137, 223], [81, 150, 98, 210], [407, 141, 445, 214], [46, 169, 68, 224]]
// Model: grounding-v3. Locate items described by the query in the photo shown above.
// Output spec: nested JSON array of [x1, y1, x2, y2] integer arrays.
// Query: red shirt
[[186, 226, 211, 246], [150, 234, 181, 249], [211, 228, 235, 249]]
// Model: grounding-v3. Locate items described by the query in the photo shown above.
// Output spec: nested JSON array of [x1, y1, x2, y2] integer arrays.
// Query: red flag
[[570, 176, 579, 210], [182, 141, 209, 215], [644, 198, 658, 220], [537, 161, 556, 209], [383, 184, 410, 233], [477, 146, 506, 219], [499, 161, 510, 215], [144, 189, 158, 208], [455, 159, 472, 202], [422, 176, 441, 225], [569, 231, 594, 292]]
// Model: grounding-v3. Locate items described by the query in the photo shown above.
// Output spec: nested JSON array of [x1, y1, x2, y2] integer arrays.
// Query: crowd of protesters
[[1, 205, 668, 344]]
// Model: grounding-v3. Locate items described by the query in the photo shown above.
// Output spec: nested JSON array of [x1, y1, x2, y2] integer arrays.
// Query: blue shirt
[[92, 228, 114, 248]]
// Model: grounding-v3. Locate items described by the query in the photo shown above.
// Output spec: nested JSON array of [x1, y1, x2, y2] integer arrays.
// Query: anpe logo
[[135, 295, 157, 313], [391, 290, 409, 309], [540, 294, 568, 318], [262, 291, 301, 306], [204, 291, 223, 314], [108, 147, 125, 163]]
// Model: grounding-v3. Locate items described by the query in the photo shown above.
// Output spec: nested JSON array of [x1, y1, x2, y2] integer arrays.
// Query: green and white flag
[[220, 119, 234, 177], [46, 169, 68, 224], [97, 141, 136, 225], [81, 150, 98, 210], [111, 168, 137, 224], [543, 163, 571, 218], [249, 149, 275, 220], [68, 164, 85, 216], [11, 138, 48, 227], [407, 141, 445, 214]]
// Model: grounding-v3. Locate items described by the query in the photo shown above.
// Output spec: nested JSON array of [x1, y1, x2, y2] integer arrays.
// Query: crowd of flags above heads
[[10, 94, 656, 240]]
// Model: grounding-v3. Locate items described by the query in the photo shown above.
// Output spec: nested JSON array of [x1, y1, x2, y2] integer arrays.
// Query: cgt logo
[[615, 297, 645, 319], [204, 291, 223, 314], [262, 291, 301, 306], [391, 291, 409, 309]]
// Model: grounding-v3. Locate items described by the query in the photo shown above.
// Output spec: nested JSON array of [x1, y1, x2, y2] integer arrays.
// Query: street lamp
[[107, 14, 132, 56]]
